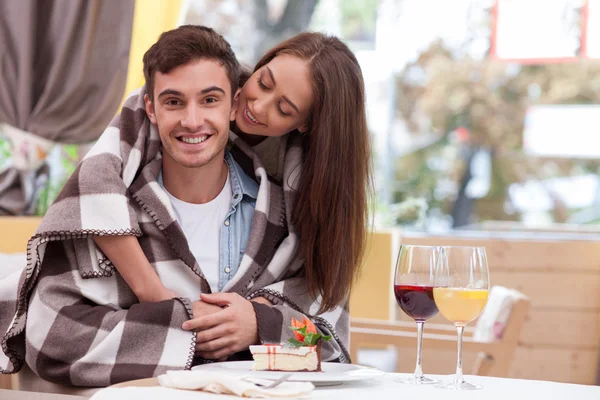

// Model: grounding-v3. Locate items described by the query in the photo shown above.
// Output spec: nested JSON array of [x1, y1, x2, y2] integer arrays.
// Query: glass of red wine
[[394, 244, 440, 384]]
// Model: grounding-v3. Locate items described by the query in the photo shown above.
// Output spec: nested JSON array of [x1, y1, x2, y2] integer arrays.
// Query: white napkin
[[473, 285, 527, 342], [158, 370, 314, 398]]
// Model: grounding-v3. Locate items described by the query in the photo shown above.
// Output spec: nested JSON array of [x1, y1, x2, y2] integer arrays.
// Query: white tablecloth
[[90, 373, 600, 400]]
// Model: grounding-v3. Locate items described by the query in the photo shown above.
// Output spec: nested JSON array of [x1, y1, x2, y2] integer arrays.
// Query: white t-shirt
[[163, 172, 232, 292]]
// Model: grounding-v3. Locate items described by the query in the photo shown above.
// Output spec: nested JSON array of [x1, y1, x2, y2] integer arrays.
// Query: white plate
[[192, 361, 384, 385]]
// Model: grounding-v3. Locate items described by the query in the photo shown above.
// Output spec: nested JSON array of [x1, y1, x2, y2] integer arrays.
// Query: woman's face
[[235, 54, 313, 137]]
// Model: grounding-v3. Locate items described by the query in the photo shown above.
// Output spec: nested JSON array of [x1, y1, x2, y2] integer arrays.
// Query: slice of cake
[[249, 316, 331, 372], [249, 343, 321, 372]]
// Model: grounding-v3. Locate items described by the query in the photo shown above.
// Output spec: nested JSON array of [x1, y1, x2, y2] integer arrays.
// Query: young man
[[94, 25, 264, 358], [1, 26, 262, 388], [0, 25, 349, 390]]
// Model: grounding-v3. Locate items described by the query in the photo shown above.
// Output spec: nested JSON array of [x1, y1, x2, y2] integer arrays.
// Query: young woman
[[95, 31, 371, 316]]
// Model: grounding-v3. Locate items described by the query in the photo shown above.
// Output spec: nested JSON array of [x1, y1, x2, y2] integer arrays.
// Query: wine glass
[[393, 245, 441, 384], [433, 246, 490, 390]]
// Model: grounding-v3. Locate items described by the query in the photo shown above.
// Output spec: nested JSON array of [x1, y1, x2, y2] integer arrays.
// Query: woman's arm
[[94, 235, 175, 302], [250, 297, 273, 306]]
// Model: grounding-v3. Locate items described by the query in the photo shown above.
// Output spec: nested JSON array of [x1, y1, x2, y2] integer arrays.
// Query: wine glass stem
[[455, 324, 465, 384], [414, 321, 424, 379]]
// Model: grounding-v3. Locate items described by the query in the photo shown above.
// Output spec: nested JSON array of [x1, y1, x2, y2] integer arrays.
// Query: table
[[5, 373, 598, 400], [0, 388, 87, 400]]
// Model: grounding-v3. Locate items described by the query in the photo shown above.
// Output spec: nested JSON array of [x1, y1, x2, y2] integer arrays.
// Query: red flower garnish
[[290, 317, 316, 341], [289, 316, 324, 347]]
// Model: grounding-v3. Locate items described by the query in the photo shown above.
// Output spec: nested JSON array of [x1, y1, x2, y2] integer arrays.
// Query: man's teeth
[[246, 108, 259, 124], [181, 136, 209, 144]]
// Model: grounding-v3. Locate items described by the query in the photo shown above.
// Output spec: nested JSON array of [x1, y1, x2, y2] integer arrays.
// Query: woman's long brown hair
[[254, 33, 372, 313]]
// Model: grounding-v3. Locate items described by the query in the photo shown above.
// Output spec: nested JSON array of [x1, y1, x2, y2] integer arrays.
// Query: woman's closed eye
[[277, 103, 290, 116], [258, 77, 269, 90], [257, 77, 290, 116]]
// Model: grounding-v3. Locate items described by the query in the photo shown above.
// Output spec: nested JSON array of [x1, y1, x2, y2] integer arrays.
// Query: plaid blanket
[[0, 88, 350, 386]]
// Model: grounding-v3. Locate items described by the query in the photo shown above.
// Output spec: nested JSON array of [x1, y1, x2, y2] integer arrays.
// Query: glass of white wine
[[433, 246, 489, 390]]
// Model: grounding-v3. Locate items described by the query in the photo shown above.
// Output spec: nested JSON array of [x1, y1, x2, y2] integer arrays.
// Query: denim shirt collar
[[157, 151, 258, 204], [224, 151, 258, 203]]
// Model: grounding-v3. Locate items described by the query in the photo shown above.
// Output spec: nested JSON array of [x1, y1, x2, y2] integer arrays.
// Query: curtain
[[0, 0, 135, 215], [122, 0, 183, 103]]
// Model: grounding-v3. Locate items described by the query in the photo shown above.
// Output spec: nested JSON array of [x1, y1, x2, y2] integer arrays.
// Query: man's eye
[[205, 97, 218, 104], [165, 99, 181, 106]]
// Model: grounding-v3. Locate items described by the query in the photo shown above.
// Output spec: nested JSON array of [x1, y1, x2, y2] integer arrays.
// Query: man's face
[[145, 59, 238, 169]]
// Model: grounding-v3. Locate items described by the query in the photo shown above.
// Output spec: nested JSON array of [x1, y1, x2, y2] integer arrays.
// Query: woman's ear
[[144, 94, 157, 125], [298, 123, 308, 134], [230, 89, 241, 121]]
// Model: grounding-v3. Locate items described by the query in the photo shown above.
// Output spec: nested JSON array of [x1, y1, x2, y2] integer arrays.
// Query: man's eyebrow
[[265, 66, 300, 113], [200, 86, 226, 95], [157, 89, 183, 99], [157, 86, 226, 99]]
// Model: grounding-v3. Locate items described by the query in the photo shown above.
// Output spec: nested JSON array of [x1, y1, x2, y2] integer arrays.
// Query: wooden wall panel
[[401, 235, 600, 272]]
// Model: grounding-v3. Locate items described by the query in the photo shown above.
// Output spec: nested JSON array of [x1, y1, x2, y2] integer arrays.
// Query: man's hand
[[182, 293, 259, 360]]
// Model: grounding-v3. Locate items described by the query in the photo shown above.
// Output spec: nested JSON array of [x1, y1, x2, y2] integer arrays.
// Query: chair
[[0, 217, 104, 395], [0, 217, 42, 391], [350, 286, 530, 377]]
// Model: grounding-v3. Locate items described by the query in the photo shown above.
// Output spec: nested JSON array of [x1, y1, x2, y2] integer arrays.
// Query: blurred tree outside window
[[392, 21, 600, 229]]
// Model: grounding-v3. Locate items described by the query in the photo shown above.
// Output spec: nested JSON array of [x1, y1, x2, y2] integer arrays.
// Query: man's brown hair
[[143, 25, 241, 101]]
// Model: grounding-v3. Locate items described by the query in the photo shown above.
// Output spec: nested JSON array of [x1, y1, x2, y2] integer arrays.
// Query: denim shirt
[[159, 151, 258, 291], [218, 152, 258, 290]]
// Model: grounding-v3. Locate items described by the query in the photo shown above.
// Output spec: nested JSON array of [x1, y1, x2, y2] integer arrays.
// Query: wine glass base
[[437, 380, 482, 390], [395, 375, 439, 385]]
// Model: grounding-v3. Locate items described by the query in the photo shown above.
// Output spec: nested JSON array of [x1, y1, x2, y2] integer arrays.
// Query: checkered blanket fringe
[[0, 87, 349, 386]]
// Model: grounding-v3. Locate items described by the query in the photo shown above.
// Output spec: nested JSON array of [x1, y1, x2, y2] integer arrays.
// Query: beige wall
[[0, 217, 41, 253], [349, 230, 400, 321]]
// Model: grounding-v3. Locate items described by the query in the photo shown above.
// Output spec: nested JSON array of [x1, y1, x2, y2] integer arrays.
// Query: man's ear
[[144, 94, 157, 125], [230, 89, 241, 121]]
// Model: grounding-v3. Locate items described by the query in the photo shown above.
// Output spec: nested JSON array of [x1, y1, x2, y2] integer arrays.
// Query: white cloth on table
[[88, 373, 600, 400], [158, 370, 314, 397]]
